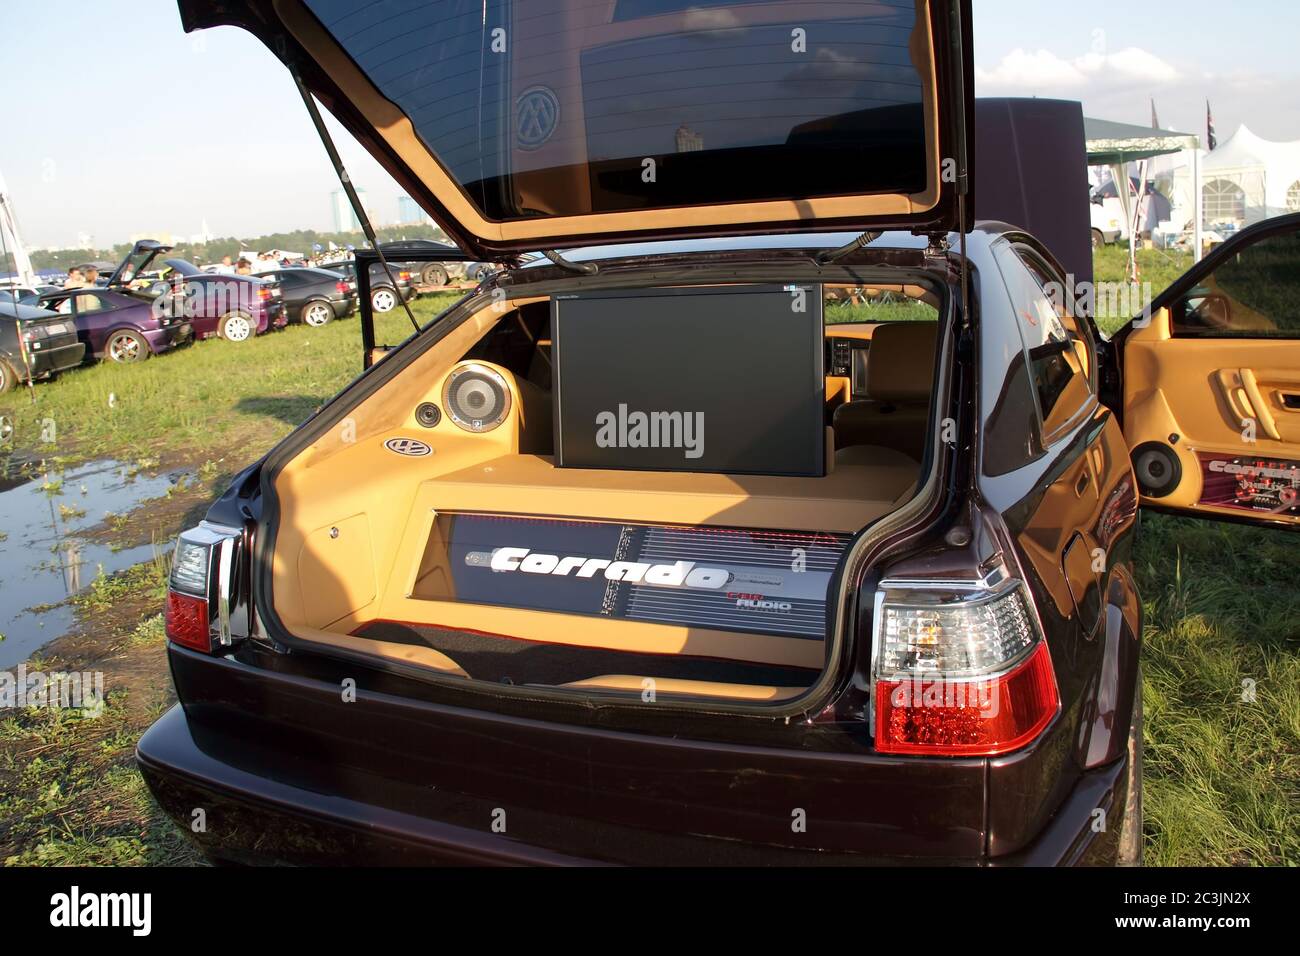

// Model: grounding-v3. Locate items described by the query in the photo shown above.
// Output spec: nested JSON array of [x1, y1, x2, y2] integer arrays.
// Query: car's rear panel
[[150, 641, 990, 864], [22, 315, 85, 374]]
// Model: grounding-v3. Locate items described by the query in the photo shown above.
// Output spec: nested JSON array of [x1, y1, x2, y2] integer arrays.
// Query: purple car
[[149, 256, 287, 340], [37, 246, 193, 363], [37, 241, 286, 363]]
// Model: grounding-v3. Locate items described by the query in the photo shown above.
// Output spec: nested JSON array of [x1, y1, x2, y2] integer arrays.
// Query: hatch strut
[[815, 230, 882, 266], [290, 69, 420, 334], [542, 249, 598, 275]]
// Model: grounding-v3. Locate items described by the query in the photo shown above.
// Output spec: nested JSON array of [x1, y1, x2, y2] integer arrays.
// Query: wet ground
[[0, 459, 186, 669]]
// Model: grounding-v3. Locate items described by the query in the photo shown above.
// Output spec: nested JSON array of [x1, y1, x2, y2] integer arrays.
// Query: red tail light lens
[[876, 642, 1058, 755], [871, 577, 1059, 756], [399, 270, 411, 282], [336, 281, 350, 294], [165, 524, 243, 653], [165, 591, 211, 652], [258, 287, 272, 301]]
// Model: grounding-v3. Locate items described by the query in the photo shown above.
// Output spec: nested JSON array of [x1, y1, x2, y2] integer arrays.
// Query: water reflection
[[0, 460, 184, 669]]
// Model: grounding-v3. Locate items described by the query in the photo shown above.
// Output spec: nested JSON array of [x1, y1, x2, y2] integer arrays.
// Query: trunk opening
[[259, 273, 948, 708]]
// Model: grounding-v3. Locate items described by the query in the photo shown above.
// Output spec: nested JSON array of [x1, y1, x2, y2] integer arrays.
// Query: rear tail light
[[871, 574, 1059, 756], [257, 287, 273, 301], [398, 270, 411, 282], [165, 523, 244, 653], [336, 281, 350, 294]]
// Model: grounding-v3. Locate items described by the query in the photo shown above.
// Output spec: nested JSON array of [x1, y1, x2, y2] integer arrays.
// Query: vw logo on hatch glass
[[515, 86, 560, 150]]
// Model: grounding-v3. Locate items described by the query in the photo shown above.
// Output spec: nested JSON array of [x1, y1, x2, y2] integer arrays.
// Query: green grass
[[0, 295, 461, 467], [1135, 515, 1299, 865], [825, 297, 939, 325], [1092, 245, 1193, 335]]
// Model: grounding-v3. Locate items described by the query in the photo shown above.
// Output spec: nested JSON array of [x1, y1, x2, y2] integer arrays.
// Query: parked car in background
[[254, 266, 356, 326], [464, 261, 501, 283], [0, 285, 46, 306], [378, 239, 469, 287], [1089, 189, 1124, 248], [319, 258, 414, 313], [0, 300, 86, 391], [141, 251, 287, 341], [36, 285, 192, 363]]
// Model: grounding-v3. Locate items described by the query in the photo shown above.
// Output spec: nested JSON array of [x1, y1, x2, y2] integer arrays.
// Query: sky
[[3, 0, 1299, 249]]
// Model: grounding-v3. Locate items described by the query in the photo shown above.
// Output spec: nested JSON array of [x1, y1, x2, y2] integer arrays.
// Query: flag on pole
[[1206, 100, 1217, 150]]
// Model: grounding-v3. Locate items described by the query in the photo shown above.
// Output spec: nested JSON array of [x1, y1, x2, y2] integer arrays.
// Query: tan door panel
[[1122, 306, 1300, 525]]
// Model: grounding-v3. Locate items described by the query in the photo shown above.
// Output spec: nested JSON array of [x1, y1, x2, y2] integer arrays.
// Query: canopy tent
[[1200, 125, 1300, 226], [1085, 117, 1201, 275]]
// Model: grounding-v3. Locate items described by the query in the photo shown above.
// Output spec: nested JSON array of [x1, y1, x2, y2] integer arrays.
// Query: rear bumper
[[137, 704, 593, 866], [137, 647, 1123, 866], [28, 340, 86, 376], [144, 323, 193, 354], [332, 297, 357, 318]]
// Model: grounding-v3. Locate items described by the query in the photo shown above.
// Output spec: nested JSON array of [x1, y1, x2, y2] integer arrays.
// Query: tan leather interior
[[268, 294, 933, 697], [833, 322, 938, 460], [1123, 305, 1300, 526]]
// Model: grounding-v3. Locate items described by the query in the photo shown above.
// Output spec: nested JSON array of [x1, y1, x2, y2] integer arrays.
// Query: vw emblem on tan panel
[[384, 437, 432, 457], [515, 86, 559, 149]]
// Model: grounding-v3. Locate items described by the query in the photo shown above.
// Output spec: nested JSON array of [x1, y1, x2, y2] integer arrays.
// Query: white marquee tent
[[1200, 125, 1300, 225], [1148, 125, 1300, 242]]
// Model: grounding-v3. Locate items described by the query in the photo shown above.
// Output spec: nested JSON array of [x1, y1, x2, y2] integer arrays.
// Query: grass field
[[0, 294, 462, 472], [0, 261, 1296, 866]]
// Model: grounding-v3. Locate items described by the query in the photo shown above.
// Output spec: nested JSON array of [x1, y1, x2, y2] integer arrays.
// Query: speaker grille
[[442, 363, 512, 433], [1131, 441, 1181, 498]]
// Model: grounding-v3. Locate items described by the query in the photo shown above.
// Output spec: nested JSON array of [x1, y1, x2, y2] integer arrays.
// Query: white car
[[1089, 191, 1126, 247]]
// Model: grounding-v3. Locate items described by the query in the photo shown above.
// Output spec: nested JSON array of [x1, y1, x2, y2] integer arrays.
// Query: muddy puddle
[[0, 459, 185, 669]]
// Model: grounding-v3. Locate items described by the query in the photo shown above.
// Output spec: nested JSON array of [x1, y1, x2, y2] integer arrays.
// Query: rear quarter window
[[993, 242, 1095, 442]]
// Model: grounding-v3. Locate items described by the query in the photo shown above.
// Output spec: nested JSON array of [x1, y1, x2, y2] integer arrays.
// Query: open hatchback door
[[1114, 212, 1300, 528], [106, 239, 172, 288], [177, 0, 973, 260]]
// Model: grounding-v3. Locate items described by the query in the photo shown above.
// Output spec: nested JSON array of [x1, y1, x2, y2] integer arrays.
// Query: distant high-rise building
[[331, 188, 366, 232], [397, 195, 431, 225]]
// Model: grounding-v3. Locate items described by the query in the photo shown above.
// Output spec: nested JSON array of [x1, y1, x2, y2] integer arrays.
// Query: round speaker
[[442, 363, 512, 433], [415, 402, 441, 428], [1131, 441, 1182, 498]]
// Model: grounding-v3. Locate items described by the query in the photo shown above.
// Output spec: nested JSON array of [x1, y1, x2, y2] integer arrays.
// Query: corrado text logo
[[478, 546, 731, 589]]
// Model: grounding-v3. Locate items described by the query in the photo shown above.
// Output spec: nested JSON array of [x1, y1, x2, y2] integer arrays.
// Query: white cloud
[[976, 45, 1180, 92]]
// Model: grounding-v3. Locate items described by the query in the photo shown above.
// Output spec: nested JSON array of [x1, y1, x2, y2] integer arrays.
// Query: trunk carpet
[[353, 621, 820, 688]]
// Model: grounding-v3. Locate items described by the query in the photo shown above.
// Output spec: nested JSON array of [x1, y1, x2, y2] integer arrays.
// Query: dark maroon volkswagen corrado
[[138, 0, 1300, 866]]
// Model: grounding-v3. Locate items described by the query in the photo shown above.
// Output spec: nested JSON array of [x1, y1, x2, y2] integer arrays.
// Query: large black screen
[[552, 285, 824, 476]]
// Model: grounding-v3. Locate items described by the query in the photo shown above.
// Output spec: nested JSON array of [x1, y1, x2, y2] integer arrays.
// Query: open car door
[[1114, 212, 1300, 528]]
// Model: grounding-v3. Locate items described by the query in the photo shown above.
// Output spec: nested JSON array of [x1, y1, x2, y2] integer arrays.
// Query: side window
[[73, 293, 107, 314], [995, 243, 1094, 441], [1018, 249, 1097, 394], [1172, 229, 1300, 337]]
